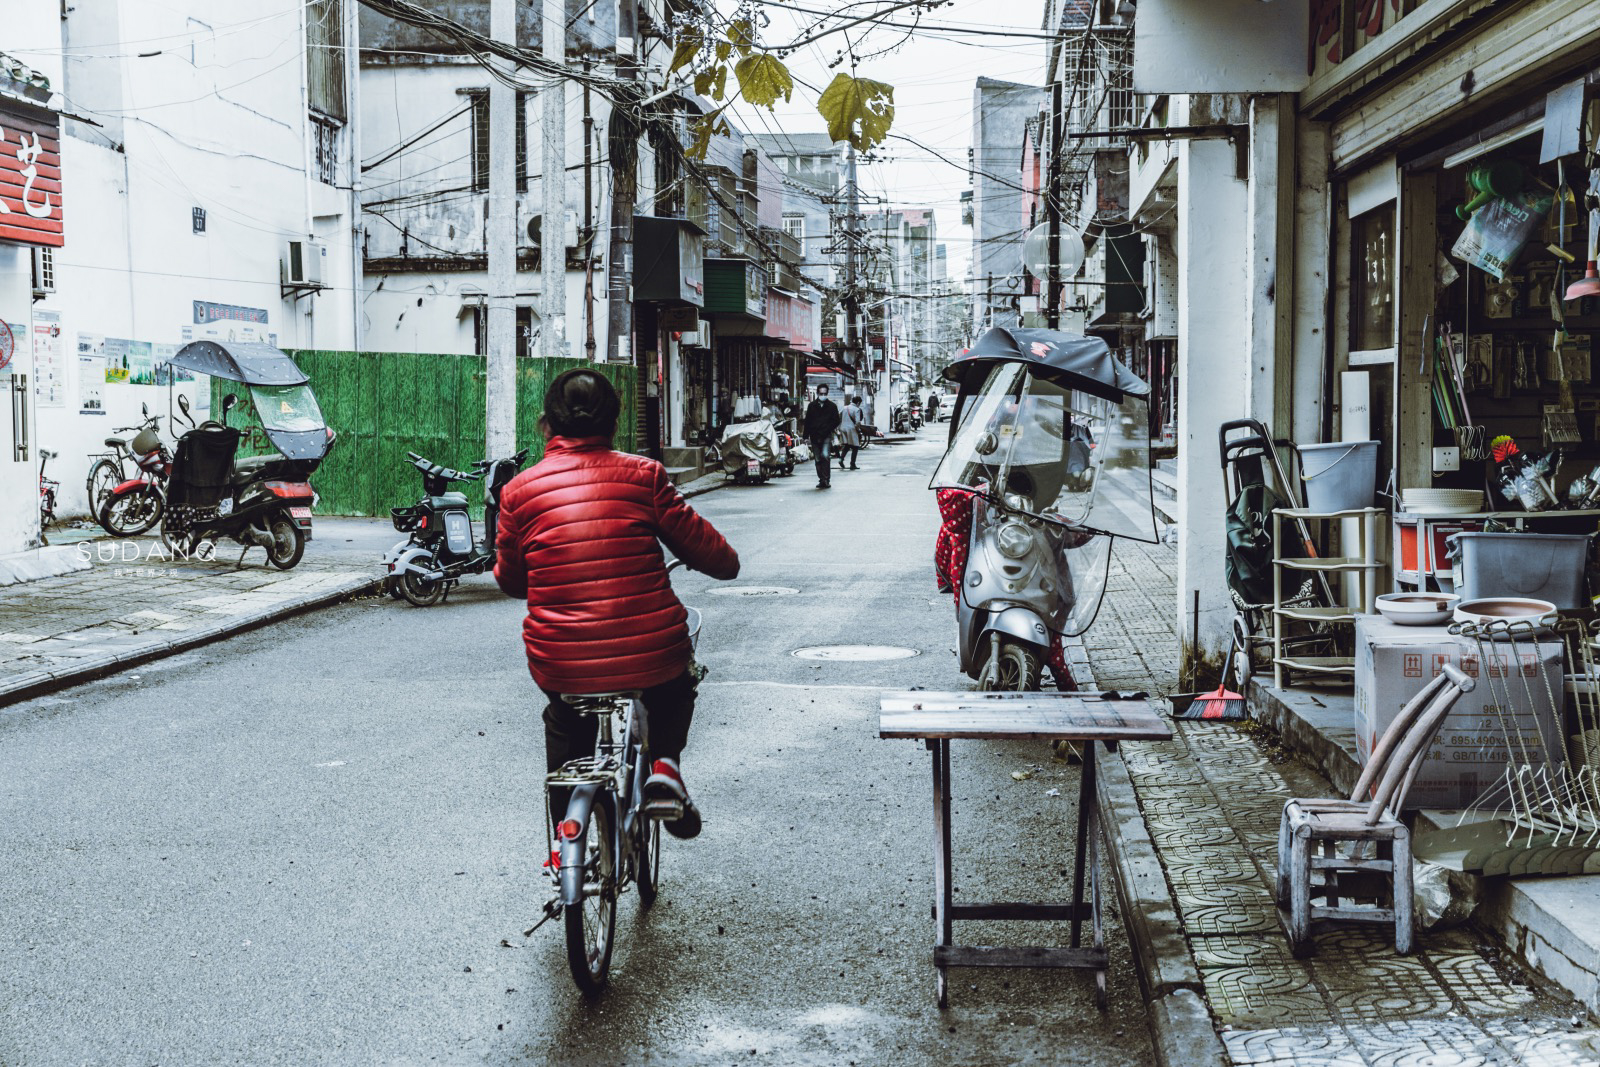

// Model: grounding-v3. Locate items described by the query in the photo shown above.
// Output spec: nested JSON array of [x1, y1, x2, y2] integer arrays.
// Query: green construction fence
[[211, 350, 638, 517]]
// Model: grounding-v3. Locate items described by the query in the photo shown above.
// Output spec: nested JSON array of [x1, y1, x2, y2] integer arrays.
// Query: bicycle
[[538, 561, 699, 996], [38, 450, 59, 543], [86, 407, 164, 518]]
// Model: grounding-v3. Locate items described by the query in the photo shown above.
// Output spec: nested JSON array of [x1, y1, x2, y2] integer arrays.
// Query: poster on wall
[[152, 342, 192, 384], [32, 310, 64, 406], [103, 337, 129, 384], [126, 340, 154, 385], [77, 333, 105, 414]]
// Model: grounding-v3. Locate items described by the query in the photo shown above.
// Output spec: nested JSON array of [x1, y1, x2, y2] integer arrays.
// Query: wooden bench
[[879, 691, 1171, 1009]]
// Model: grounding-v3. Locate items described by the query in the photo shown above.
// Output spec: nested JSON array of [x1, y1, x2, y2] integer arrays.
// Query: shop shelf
[[1272, 605, 1356, 623], [1273, 556, 1385, 571]]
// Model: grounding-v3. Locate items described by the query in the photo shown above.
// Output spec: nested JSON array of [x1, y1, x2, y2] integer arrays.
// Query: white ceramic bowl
[[1375, 592, 1459, 626], [1453, 597, 1558, 631]]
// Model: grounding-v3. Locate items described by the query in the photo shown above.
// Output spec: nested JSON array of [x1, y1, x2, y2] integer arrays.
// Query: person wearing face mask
[[803, 384, 842, 489]]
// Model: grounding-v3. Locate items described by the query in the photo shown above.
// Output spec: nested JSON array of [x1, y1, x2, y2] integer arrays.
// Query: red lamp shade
[[1567, 262, 1600, 302]]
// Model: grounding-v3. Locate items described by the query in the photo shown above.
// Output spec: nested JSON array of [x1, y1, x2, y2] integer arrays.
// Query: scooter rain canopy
[[166, 341, 310, 386], [943, 328, 1149, 403], [933, 348, 1160, 546]]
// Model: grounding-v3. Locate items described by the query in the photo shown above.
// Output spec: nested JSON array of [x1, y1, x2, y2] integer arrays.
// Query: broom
[[1175, 654, 1247, 721]]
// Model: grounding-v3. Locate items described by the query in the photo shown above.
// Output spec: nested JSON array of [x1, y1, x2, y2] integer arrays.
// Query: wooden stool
[[1275, 663, 1474, 956]]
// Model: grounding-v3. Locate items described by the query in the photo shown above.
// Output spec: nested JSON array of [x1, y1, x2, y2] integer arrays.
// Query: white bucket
[[1298, 440, 1378, 512]]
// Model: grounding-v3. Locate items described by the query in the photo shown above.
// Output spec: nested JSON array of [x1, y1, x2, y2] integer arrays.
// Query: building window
[[31, 246, 54, 293], [311, 114, 340, 185], [782, 214, 804, 242], [474, 307, 537, 357], [470, 90, 530, 193], [306, 0, 346, 122], [1351, 205, 1395, 353]]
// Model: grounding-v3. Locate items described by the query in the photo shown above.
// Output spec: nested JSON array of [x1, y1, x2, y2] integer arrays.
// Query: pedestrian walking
[[837, 395, 865, 471], [926, 390, 940, 422], [803, 385, 841, 488]]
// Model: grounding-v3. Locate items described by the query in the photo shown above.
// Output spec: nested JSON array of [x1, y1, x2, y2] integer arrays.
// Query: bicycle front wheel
[[564, 793, 617, 996]]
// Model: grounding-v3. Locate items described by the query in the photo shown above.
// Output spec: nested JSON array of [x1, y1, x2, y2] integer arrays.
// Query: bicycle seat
[[104, 436, 128, 448], [561, 693, 641, 715]]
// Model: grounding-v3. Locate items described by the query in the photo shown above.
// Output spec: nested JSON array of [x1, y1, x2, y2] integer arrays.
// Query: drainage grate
[[792, 645, 921, 661], [707, 586, 800, 597]]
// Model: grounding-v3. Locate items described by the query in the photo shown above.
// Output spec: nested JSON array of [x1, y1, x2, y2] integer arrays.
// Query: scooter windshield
[[931, 363, 1158, 543]]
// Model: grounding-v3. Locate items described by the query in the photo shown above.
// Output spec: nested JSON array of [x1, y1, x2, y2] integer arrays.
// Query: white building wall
[[359, 61, 607, 362], [15, 0, 359, 522]]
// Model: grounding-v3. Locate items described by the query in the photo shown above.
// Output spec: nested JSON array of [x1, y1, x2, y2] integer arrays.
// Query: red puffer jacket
[[494, 436, 739, 694]]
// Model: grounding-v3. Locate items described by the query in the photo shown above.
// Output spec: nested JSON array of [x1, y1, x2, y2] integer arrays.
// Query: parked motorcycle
[[720, 410, 789, 483], [384, 448, 529, 606], [97, 403, 172, 536], [157, 341, 335, 570], [909, 398, 924, 431], [890, 404, 910, 435], [932, 327, 1158, 690]]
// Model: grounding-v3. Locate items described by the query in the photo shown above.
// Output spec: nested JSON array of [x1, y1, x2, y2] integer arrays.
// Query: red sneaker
[[644, 758, 688, 804]]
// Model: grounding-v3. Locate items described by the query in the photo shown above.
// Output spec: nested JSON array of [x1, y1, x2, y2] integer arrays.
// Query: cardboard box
[[1354, 615, 1565, 810]]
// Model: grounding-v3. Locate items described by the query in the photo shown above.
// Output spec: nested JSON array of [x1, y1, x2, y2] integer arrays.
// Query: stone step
[[665, 466, 700, 486], [1157, 457, 1178, 477], [1151, 466, 1177, 497]]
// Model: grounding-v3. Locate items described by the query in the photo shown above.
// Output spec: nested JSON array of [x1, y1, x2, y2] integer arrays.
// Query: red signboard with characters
[[0, 104, 64, 247]]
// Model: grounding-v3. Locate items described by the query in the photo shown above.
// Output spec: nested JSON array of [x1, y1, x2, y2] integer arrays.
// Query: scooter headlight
[[995, 520, 1034, 559]]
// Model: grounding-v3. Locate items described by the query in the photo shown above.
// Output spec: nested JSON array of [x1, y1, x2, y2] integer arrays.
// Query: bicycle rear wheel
[[635, 816, 662, 908], [86, 459, 121, 517], [564, 793, 617, 996]]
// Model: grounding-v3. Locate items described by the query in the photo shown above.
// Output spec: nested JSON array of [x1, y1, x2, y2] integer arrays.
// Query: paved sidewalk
[[1091, 537, 1600, 1065], [0, 532, 378, 707]]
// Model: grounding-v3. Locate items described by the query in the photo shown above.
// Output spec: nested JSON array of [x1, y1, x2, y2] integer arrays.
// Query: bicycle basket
[[391, 504, 427, 532]]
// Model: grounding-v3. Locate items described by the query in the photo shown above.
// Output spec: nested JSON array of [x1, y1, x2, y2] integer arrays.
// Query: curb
[[0, 574, 382, 708], [1069, 639, 1229, 1067]]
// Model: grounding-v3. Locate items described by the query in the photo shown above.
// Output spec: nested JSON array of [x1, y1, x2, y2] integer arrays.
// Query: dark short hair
[[543, 369, 620, 438]]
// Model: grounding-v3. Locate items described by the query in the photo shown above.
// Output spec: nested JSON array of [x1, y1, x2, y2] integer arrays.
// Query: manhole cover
[[708, 586, 800, 597], [792, 645, 921, 661]]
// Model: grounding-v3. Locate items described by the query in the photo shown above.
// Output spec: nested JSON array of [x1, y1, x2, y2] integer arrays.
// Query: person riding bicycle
[[495, 369, 740, 840]]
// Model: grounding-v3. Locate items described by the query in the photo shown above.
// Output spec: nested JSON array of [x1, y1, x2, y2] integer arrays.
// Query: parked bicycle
[[86, 406, 165, 517], [39, 450, 59, 543], [538, 560, 699, 996]]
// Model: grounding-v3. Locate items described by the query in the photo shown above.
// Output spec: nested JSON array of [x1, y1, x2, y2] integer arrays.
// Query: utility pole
[[582, 60, 596, 361], [844, 141, 860, 380], [486, 0, 517, 457], [1046, 80, 1063, 330], [607, 2, 641, 439], [540, 0, 566, 359]]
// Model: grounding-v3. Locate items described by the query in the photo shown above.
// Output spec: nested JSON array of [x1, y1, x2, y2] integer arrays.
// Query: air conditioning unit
[[283, 239, 323, 287], [31, 246, 55, 297]]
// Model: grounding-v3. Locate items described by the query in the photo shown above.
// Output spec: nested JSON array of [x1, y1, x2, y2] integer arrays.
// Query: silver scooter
[[933, 327, 1161, 691]]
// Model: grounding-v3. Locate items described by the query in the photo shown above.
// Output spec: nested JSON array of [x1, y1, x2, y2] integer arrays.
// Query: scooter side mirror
[[975, 431, 999, 457], [178, 394, 191, 414], [222, 394, 238, 419], [142, 402, 149, 416]]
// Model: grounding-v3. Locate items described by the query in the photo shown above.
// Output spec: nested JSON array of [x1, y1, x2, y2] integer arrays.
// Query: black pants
[[543, 670, 698, 816], [811, 438, 832, 484], [837, 445, 859, 469]]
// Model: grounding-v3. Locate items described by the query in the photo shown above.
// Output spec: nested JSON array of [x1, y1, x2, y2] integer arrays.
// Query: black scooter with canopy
[[931, 328, 1158, 688], [160, 341, 335, 569]]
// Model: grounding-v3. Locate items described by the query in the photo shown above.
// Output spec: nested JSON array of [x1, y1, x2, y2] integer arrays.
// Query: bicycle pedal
[[640, 799, 684, 820]]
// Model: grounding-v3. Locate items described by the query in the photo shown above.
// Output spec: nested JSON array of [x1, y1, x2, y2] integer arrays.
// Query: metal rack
[[1272, 507, 1385, 688]]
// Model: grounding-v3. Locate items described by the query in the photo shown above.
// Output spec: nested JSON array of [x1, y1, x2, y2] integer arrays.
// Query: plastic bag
[[1414, 860, 1479, 930]]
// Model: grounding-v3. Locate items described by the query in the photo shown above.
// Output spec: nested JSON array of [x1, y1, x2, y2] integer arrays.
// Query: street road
[[1, 432, 1154, 1066]]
